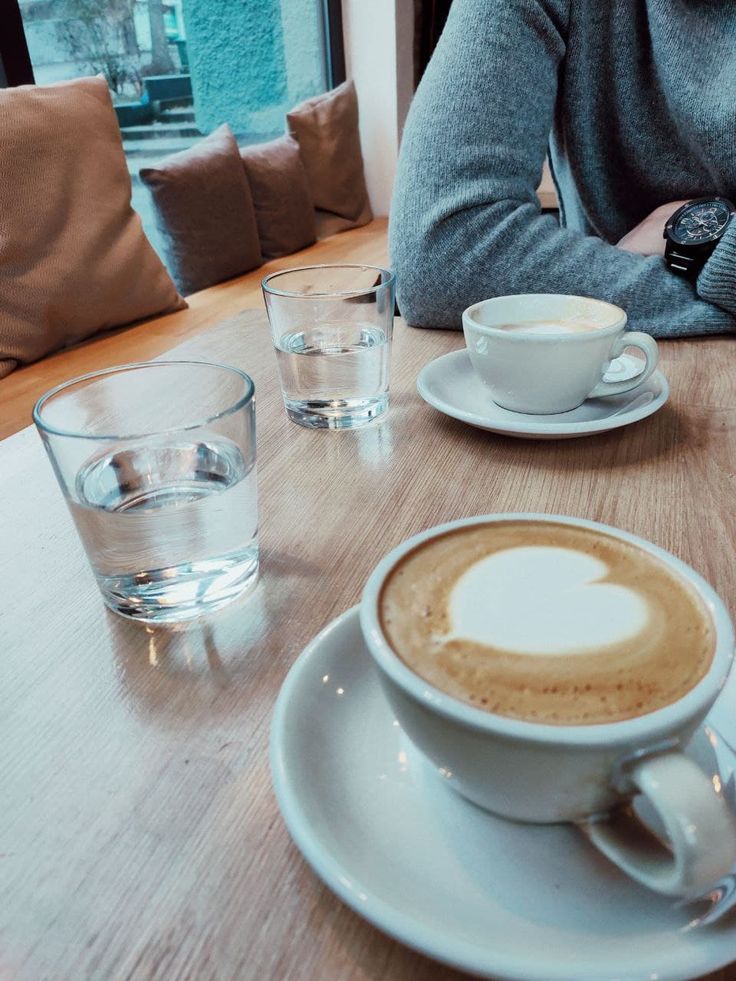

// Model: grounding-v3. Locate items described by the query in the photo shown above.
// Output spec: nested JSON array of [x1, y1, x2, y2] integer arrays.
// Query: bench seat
[[0, 219, 389, 441]]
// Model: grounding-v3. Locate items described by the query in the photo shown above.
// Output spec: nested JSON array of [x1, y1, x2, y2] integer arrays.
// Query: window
[[2, 0, 344, 247]]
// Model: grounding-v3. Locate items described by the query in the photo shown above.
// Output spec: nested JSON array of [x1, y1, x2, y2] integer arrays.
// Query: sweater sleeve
[[389, 0, 736, 336]]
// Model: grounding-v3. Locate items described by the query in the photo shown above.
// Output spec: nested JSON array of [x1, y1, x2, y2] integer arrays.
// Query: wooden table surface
[[2, 310, 734, 981]]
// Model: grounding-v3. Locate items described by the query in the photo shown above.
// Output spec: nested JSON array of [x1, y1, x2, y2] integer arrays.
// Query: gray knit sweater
[[390, 0, 736, 336]]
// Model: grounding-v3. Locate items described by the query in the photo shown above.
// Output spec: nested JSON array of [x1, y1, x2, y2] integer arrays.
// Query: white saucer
[[417, 350, 669, 439], [271, 607, 736, 981]]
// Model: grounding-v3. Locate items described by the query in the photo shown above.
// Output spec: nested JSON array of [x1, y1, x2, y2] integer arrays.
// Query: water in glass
[[274, 323, 389, 428], [69, 436, 258, 622]]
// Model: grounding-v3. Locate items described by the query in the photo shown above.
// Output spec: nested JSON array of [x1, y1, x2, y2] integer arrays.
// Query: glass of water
[[34, 361, 258, 623], [261, 263, 396, 429]]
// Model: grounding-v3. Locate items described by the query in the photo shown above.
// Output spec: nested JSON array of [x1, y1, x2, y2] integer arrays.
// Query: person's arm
[[389, 0, 736, 336]]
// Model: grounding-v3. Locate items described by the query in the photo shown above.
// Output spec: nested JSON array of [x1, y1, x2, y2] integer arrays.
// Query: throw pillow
[[140, 124, 262, 295], [315, 200, 374, 240], [240, 136, 316, 258], [287, 80, 372, 226], [0, 75, 185, 379]]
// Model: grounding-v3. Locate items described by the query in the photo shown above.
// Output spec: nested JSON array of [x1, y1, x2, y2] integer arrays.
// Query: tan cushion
[[240, 136, 316, 258], [0, 76, 185, 379], [140, 124, 262, 295], [287, 80, 372, 224], [315, 200, 374, 240]]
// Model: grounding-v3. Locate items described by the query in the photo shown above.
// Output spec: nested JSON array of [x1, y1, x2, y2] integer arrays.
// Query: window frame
[[0, 0, 34, 86], [322, 0, 346, 88]]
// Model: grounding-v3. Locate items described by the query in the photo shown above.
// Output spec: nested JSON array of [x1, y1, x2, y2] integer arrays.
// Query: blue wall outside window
[[183, 0, 328, 142]]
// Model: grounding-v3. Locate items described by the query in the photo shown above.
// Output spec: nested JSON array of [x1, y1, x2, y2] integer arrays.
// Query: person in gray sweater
[[390, 0, 736, 336]]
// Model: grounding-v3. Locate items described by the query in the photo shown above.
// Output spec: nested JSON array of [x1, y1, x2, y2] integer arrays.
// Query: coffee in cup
[[462, 295, 659, 414], [361, 514, 736, 897], [379, 519, 715, 726]]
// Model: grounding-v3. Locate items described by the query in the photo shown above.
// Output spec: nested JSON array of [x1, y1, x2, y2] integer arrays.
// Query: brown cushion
[[287, 80, 372, 224], [315, 199, 374, 240], [140, 124, 262, 295], [0, 75, 185, 379], [240, 136, 316, 258]]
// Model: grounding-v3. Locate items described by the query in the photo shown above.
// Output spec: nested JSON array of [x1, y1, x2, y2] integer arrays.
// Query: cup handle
[[583, 749, 736, 897], [587, 332, 659, 399]]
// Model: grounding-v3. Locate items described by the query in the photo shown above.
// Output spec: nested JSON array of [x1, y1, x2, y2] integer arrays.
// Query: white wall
[[394, 0, 414, 142], [342, 0, 413, 217]]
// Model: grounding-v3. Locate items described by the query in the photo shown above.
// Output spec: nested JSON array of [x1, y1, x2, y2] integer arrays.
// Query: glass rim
[[261, 263, 395, 299], [33, 360, 255, 442]]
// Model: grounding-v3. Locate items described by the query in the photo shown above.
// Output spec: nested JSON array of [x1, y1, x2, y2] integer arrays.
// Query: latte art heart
[[379, 521, 715, 725], [445, 546, 649, 655]]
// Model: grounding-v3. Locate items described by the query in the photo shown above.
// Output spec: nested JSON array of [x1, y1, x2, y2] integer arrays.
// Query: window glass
[[16, 0, 328, 247]]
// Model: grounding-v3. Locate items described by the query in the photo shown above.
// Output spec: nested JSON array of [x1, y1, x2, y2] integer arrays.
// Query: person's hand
[[617, 201, 690, 256]]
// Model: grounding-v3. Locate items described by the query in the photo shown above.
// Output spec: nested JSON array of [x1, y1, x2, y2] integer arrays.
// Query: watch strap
[[664, 240, 709, 279]]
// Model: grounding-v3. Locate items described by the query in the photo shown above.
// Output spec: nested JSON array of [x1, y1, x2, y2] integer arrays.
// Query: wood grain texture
[[2, 312, 735, 980], [0, 219, 389, 442]]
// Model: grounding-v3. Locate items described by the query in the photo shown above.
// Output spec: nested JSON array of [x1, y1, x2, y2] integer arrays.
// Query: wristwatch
[[664, 196, 735, 278]]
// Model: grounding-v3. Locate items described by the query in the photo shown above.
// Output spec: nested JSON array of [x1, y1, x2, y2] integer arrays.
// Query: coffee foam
[[445, 546, 648, 654], [498, 319, 601, 335], [379, 521, 715, 725]]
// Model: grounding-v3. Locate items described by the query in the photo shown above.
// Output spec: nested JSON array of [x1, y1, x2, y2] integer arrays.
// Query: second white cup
[[462, 294, 659, 414]]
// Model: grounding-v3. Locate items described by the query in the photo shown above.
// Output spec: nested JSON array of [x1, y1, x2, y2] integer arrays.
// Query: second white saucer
[[417, 349, 669, 439]]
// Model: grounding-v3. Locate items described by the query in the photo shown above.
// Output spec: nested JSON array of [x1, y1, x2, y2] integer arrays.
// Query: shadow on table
[[426, 402, 684, 469], [106, 546, 322, 728]]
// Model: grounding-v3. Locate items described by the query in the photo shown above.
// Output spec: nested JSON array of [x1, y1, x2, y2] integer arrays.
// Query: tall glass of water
[[262, 264, 395, 429], [34, 361, 258, 623]]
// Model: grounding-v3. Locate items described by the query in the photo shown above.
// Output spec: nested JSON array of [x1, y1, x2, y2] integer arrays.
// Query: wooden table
[[2, 311, 734, 980]]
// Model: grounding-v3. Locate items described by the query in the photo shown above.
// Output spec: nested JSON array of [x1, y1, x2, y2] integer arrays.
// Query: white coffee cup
[[360, 514, 736, 898], [462, 294, 659, 414]]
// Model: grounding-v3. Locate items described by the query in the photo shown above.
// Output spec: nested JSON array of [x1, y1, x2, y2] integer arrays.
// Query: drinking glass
[[34, 361, 258, 623], [262, 263, 396, 429]]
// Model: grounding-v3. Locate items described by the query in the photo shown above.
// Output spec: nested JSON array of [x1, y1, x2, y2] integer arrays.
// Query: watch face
[[671, 200, 732, 245]]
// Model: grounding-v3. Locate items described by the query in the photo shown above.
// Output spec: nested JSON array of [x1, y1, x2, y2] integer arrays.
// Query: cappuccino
[[498, 319, 601, 335], [379, 521, 715, 725]]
